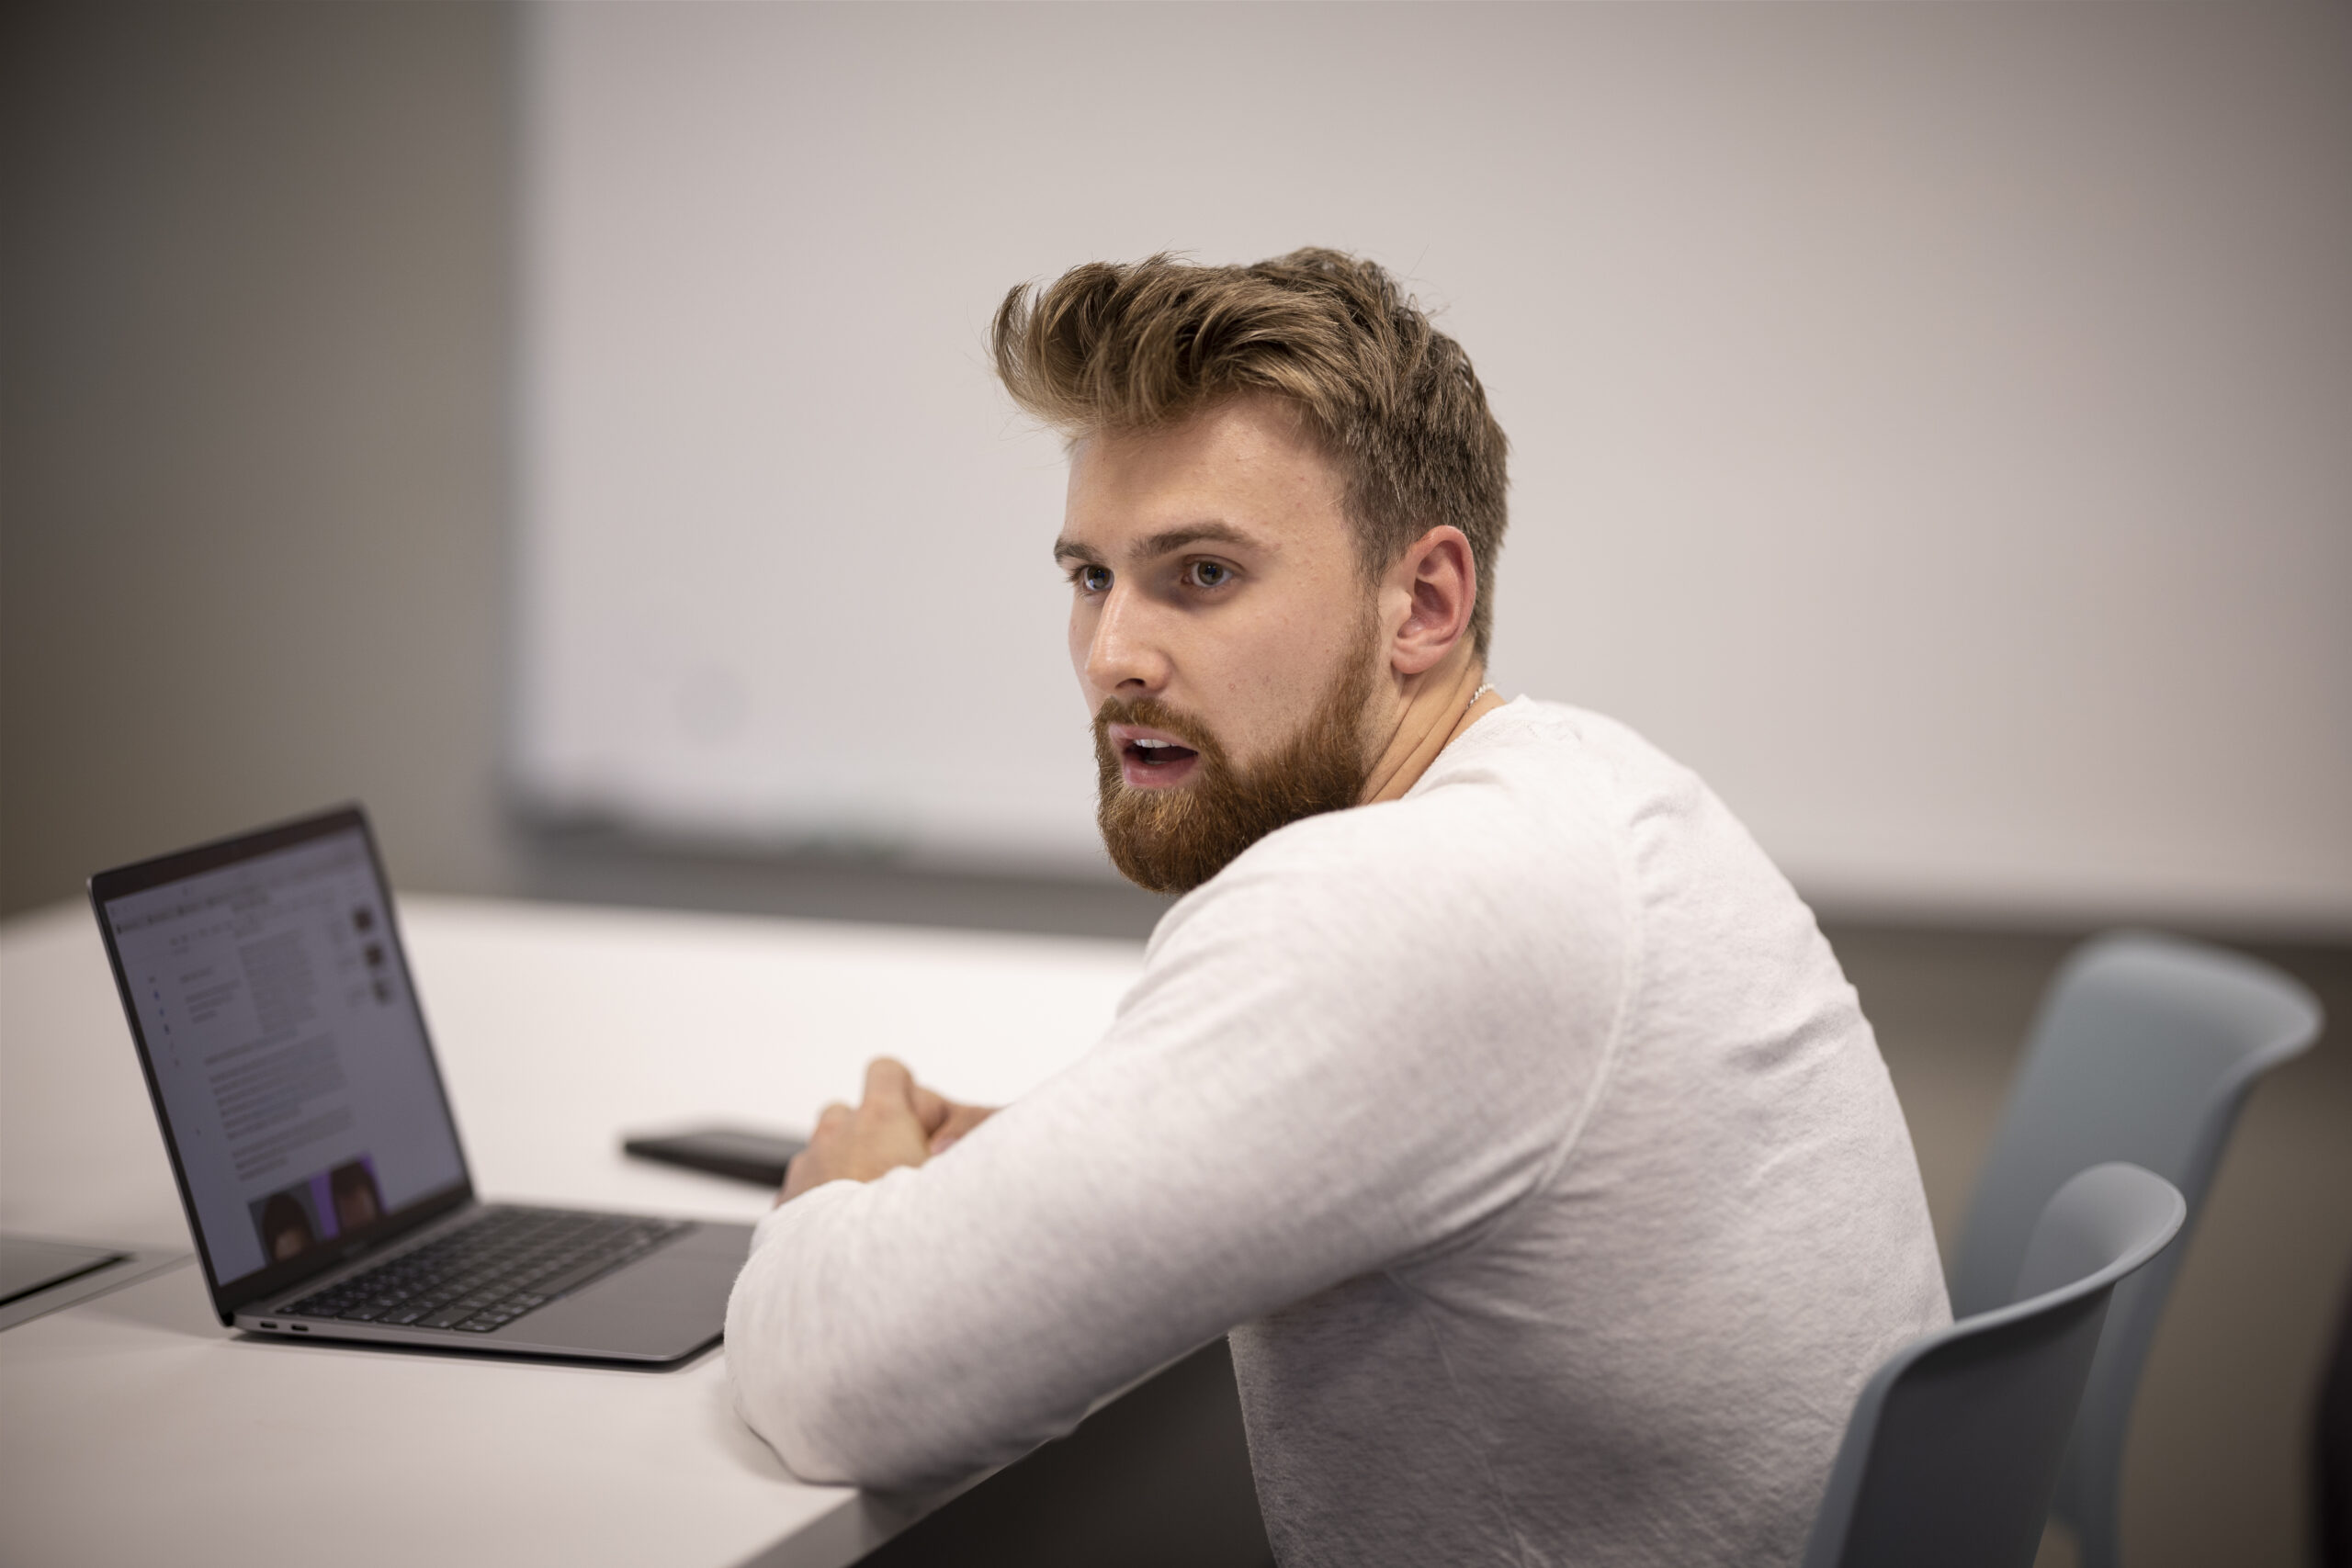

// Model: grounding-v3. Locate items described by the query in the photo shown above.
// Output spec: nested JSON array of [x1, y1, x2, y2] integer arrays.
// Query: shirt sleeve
[[723, 784, 1628, 1488]]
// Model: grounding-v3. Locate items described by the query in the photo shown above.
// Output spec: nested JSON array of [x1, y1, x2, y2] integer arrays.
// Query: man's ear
[[1385, 525, 1477, 677]]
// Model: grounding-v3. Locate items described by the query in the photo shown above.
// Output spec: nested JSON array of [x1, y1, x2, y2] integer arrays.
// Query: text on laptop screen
[[102, 827, 466, 1285]]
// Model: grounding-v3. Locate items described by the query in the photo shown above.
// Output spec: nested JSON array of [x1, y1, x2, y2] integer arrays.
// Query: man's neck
[[1359, 654, 1506, 806]]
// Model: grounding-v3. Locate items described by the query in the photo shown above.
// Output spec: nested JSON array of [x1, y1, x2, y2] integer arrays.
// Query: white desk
[[0, 895, 1145, 1568]]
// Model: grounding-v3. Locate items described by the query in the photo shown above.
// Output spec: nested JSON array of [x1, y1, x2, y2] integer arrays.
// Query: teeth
[[1135, 739, 1171, 749]]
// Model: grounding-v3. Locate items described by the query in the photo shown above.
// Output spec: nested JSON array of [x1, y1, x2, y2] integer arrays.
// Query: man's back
[[1221, 698, 1951, 1564], [729, 698, 1947, 1565]]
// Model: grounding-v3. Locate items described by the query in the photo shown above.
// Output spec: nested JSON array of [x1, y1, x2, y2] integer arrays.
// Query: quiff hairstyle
[[991, 248, 1510, 659]]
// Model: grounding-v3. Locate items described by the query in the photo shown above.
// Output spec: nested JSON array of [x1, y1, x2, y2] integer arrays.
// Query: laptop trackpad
[[501, 1221, 754, 1364]]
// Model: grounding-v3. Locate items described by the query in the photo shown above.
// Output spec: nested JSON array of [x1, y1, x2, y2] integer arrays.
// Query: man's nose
[[1084, 585, 1172, 697]]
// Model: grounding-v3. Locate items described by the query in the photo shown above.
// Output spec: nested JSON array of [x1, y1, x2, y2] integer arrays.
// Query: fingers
[[928, 1101, 999, 1156], [778, 1061, 976, 1203], [868, 1056, 952, 1136], [863, 1056, 916, 1111], [779, 1147, 815, 1204]]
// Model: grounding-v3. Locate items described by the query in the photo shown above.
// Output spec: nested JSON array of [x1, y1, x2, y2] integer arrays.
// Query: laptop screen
[[96, 818, 468, 1290]]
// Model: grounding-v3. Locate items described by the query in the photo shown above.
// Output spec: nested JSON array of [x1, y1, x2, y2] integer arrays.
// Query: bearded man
[[725, 250, 1951, 1566]]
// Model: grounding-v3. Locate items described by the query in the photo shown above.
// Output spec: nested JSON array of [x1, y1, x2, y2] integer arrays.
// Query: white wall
[[517, 2, 2352, 930]]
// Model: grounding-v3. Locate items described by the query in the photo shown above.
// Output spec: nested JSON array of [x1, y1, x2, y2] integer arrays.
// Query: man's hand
[[926, 1097, 995, 1156], [778, 1057, 998, 1204]]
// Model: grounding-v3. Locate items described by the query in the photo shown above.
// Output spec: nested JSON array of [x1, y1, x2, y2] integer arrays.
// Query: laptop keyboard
[[286, 1205, 691, 1334]]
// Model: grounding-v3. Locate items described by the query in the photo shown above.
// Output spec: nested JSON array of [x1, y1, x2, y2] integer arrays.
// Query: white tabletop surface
[[0, 894, 1145, 1568]]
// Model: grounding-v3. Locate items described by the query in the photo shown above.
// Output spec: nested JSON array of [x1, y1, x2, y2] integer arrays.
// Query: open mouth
[[1125, 738, 1200, 770], [1111, 728, 1205, 789]]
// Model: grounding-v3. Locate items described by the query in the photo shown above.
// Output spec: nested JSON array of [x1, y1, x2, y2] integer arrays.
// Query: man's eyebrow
[[1136, 521, 1261, 557], [1052, 522, 1263, 567]]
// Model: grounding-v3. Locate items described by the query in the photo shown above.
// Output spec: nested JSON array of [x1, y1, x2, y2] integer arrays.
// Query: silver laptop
[[89, 805, 753, 1365]]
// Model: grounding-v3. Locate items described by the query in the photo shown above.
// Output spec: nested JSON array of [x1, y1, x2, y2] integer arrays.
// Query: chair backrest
[[1946, 931, 2321, 1567], [1803, 1164, 2187, 1568]]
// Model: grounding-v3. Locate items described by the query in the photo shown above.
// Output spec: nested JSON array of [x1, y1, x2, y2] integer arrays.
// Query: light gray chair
[[1803, 1163, 2187, 1568], [1948, 931, 2323, 1568]]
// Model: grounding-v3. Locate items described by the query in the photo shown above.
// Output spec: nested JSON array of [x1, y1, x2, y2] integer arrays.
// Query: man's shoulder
[[1152, 698, 1641, 957], [1293, 695, 1679, 858], [1428, 696, 1694, 795], [1126, 699, 1641, 1091]]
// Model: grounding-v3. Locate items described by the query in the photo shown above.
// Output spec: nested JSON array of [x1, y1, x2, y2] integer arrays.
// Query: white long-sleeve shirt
[[725, 698, 1950, 1566]]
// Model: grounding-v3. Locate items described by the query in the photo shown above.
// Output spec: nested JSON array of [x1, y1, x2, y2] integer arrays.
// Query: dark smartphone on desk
[[623, 1126, 806, 1189]]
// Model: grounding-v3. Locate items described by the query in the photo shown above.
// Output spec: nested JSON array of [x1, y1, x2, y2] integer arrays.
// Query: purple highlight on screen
[[303, 1154, 381, 1241], [306, 1169, 341, 1239]]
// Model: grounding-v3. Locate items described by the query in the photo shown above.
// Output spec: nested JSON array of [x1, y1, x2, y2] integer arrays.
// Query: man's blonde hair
[[991, 248, 1510, 659]]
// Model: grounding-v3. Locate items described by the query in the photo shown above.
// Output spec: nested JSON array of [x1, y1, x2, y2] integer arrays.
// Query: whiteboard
[[515, 3, 2352, 928]]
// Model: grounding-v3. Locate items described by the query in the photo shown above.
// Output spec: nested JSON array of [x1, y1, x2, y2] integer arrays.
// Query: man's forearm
[[727, 1114, 1278, 1489]]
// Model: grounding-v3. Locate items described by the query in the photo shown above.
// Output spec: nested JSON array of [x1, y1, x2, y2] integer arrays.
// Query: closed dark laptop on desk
[[88, 805, 753, 1365]]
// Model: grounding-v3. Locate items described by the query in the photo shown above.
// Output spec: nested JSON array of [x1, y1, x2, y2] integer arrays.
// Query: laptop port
[[259, 1321, 278, 1329]]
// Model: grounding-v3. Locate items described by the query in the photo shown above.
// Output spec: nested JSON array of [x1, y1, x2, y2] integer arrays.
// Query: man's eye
[[1074, 565, 1112, 593], [1184, 560, 1231, 589]]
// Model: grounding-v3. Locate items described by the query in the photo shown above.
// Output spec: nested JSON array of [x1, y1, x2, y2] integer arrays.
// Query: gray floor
[[514, 834, 2349, 1567]]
